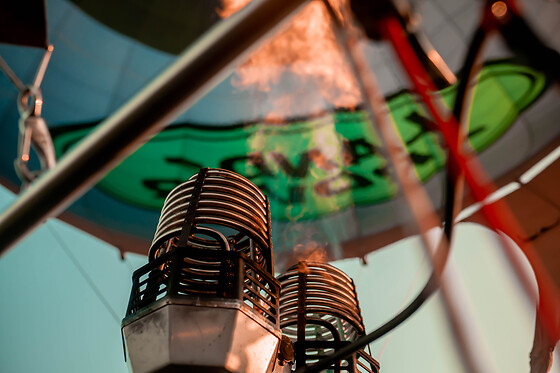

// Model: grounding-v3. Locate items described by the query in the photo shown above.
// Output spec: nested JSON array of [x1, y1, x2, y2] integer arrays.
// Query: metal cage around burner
[[149, 167, 274, 273], [278, 261, 380, 373], [122, 168, 282, 373]]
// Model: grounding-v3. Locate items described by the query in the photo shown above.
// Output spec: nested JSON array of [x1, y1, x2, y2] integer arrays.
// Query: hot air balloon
[[1, 0, 560, 371]]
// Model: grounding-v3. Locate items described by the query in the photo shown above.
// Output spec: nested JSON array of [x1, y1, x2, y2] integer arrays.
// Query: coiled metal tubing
[[278, 261, 365, 347], [148, 168, 272, 272]]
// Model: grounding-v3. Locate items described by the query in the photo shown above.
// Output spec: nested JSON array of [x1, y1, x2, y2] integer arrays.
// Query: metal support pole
[[0, 0, 309, 256], [296, 265, 308, 368]]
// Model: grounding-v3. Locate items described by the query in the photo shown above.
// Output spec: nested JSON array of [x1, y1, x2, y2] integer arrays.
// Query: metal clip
[[14, 86, 57, 184]]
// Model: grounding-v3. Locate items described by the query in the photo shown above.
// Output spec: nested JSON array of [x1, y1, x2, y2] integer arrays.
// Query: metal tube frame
[[0, 0, 309, 256]]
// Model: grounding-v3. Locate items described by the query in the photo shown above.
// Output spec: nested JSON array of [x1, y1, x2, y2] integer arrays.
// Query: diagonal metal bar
[[0, 0, 309, 256], [301, 3, 498, 372], [33, 44, 54, 90], [374, 19, 497, 373]]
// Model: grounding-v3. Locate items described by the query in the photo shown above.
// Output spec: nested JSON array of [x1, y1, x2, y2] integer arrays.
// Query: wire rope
[[298, 2, 489, 371]]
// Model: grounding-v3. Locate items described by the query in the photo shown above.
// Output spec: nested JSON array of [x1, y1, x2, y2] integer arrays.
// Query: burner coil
[[277, 261, 379, 372], [149, 168, 273, 272]]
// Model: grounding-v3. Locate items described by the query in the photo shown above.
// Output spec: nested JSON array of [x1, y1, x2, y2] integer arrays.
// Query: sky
[[1, 183, 559, 373]]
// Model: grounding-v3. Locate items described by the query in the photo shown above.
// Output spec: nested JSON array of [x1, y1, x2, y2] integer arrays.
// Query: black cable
[[298, 8, 489, 372], [453, 27, 488, 125]]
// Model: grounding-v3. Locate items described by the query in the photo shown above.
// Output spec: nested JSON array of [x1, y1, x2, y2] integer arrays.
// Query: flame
[[217, 0, 252, 18], [219, 0, 360, 119], [293, 240, 329, 263], [297, 260, 311, 274]]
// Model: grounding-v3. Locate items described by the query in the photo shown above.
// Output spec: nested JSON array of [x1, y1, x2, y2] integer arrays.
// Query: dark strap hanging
[[176, 167, 208, 248]]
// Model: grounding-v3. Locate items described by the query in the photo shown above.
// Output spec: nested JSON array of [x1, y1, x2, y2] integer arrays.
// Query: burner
[[122, 168, 281, 373], [278, 261, 380, 372]]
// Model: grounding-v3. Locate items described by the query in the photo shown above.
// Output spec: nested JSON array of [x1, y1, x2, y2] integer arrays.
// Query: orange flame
[[217, 0, 252, 18], [293, 240, 329, 263], [219, 0, 360, 120]]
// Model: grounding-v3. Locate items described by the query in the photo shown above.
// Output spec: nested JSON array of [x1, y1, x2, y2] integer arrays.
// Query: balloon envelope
[[0, 0, 559, 269]]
